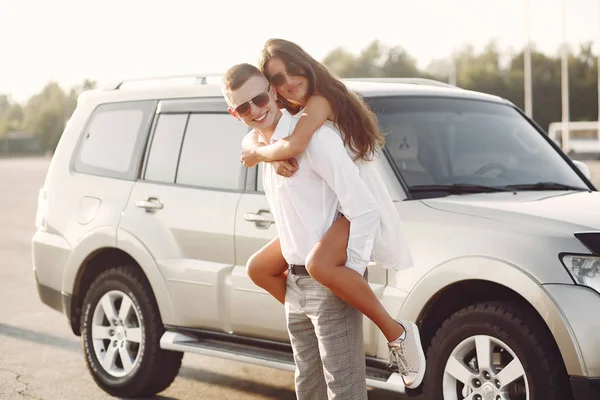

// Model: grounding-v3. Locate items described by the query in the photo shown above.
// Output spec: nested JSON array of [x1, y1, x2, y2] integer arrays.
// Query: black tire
[[81, 266, 183, 398], [423, 301, 572, 400]]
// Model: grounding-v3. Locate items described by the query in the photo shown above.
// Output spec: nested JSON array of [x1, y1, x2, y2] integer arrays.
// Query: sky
[[0, 0, 598, 102]]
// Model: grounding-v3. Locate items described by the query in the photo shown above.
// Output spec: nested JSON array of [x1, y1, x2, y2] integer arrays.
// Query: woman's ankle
[[385, 320, 406, 342]]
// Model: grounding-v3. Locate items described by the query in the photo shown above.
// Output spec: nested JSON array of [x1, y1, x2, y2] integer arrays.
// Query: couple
[[222, 38, 425, 399]]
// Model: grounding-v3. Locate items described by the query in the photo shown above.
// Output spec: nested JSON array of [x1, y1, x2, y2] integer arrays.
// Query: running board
[[160, 330, 406, 394]]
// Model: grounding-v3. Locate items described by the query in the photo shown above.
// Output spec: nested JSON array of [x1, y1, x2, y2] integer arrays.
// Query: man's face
[[228, 75, 280, 132]]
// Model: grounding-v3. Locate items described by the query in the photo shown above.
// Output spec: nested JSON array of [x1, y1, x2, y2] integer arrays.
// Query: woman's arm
[[241, 95, 333, 167], [241, 129, 262, 151]]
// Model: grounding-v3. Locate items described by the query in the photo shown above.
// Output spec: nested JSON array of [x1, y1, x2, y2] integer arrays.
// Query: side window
[[176, 113, 248, 190], [74, 100, 155, 180], [257, 164, 264, 192], [144, 114, 188, 183]]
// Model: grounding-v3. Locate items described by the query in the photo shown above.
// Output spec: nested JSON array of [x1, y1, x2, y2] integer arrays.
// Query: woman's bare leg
[[306, 217, 404, 342], [246, 237, 288, 305]]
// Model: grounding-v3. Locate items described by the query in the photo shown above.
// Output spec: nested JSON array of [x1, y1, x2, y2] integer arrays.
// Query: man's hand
[[240, 148, 265, 168], [273, 158, 299, 178]]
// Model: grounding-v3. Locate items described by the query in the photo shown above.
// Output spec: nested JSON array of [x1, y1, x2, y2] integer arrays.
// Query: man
[[222, 63, 380, 399]]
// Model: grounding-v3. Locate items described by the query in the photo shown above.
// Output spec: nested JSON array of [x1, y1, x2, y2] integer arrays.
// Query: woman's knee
[[306, 250, 334, 284], [246, 255, 264, 284]]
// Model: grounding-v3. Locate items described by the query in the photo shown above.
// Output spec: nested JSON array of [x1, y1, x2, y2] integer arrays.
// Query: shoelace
[[388, 347, 410, 375]]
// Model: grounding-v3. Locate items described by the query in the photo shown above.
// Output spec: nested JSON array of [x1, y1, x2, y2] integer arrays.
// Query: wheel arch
[[399, 256, 585, 376], [65, 228, 175, 336], [69, 247, 143, 335]]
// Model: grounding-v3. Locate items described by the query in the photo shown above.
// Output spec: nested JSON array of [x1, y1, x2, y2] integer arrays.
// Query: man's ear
[[270, 85, 278, 102], [228, 107, 241, 121]]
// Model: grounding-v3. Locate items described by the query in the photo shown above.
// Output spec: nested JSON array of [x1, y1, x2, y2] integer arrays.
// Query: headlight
[[561, 254, 600, 293]]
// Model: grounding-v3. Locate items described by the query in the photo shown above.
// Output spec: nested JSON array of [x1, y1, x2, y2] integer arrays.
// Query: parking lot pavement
[[0, 156, 409, 400]]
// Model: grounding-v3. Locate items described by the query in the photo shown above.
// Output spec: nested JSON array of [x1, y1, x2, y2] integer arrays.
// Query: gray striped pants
[[285, 272, 368, 400]]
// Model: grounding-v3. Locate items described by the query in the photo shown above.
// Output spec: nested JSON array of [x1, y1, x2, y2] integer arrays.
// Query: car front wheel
[[423, 301, 572, 400], [81, 266, 183, 398]]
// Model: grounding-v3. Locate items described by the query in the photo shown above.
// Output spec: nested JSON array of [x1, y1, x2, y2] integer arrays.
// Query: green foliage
[[0, 80, 96, 153], [323, 40, 599, 132], [2, 40, 598, 155]]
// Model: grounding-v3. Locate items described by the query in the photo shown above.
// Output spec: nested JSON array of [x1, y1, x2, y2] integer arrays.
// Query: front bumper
[[545, 284, 600, 376], [571, 377, 600, 400]]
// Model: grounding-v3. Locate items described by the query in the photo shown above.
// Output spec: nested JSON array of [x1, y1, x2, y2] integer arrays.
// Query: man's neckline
[[258, 110, 290, 144]]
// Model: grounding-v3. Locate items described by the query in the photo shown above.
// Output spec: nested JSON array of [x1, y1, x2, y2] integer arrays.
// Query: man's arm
[[305, 127, 380, 272]]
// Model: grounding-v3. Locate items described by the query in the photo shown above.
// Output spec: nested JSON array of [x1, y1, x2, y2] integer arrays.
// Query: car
[[548, 120, 600, 159], [32, 74, 600, 400]]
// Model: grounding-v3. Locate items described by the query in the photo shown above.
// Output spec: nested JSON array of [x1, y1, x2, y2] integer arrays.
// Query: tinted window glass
[[368, 97, 587, 195], [176, 113, 248, 190], [257, 164, 264, 192], [75, 101, 155, 180], [144, 114, 188, 183]]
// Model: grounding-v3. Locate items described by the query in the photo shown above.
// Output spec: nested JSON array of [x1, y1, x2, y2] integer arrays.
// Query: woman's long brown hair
[[259, 38, 385, 162]]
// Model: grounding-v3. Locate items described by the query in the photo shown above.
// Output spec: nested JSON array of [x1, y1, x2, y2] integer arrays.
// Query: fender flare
[[400, 256, 585, 376], [62, 226, 176, 326]]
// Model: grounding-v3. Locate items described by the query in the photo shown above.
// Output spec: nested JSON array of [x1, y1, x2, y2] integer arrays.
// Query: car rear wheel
[[81, 266, 182, 398], [423, 301, 572, 400]]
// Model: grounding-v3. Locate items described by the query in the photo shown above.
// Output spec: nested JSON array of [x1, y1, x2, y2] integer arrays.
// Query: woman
[[242, 38, 424, 388]]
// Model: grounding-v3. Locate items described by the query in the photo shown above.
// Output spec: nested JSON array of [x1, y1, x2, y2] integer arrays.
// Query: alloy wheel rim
[[91, 290, 144, 377], [442, 334, 529, 400]]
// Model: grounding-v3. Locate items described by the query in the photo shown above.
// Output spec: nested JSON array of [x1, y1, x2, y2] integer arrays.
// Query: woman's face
[[264, 56, 310, 106]]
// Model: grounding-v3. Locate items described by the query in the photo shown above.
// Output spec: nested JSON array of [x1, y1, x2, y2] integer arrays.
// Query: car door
[[230, 164, 288, 341], [119, 98, 249, 331], [230, 162, 393, 352]]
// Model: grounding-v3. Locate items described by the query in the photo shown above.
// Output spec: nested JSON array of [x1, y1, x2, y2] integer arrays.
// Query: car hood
[[422, 190, 599, 232]]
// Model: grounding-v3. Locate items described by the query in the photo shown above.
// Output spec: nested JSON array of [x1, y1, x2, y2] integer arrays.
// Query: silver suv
[[32, 75, 600, 400]]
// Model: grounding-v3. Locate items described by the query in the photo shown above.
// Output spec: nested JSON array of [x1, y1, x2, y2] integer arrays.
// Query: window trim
[[71, 100, 158, 181], [140, 112, 190, 184], [245, 165, 259, 192], [139, 99, 250, 192], [157, 97, 229, 114]]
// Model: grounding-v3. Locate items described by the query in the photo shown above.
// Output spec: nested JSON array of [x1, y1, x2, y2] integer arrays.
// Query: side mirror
[[572, 160, 592, 180]]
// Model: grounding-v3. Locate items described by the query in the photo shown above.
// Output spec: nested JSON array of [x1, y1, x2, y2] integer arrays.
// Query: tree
[[322, 39, 600, 133], [7, 79, 99, 152], [323, 40, 430, 80], [0, 102, 23, 138], [0, 94, 23, 139]]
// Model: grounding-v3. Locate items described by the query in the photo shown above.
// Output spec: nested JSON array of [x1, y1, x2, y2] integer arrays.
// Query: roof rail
[[344, 77, 457, 88], [103, 73, 224, 90]]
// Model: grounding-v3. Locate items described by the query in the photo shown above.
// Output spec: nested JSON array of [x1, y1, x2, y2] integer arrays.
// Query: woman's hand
[[273, 158, 299, 178], [240, 148, 265, 168]]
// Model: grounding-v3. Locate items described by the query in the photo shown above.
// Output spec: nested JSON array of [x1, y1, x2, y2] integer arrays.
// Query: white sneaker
[[388, 320, 426, 389]]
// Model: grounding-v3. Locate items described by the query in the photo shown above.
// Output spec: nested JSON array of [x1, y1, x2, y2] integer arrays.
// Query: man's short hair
[[221, 63, 265, 103]]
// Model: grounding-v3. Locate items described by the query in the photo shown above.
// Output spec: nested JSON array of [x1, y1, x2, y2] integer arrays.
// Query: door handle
[[244, 210, 274, 229], [135, 197, 163, 212]]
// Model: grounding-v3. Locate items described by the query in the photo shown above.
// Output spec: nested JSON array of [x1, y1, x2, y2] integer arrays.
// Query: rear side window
[[74, 101, 155, 180], [176, 114, 248, 190]]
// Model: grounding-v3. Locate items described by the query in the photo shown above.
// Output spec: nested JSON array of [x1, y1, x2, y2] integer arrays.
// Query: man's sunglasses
[[234, 85, 271, 117], [269, 63, 304, 87]]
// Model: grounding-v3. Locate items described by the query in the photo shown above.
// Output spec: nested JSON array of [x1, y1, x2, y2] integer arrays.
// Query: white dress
[[318, 117, 414, 271], [356, 157, 414, 271]]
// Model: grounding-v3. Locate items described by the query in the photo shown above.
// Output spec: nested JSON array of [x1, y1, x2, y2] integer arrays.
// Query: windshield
[[368, 96, 589, 198]]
